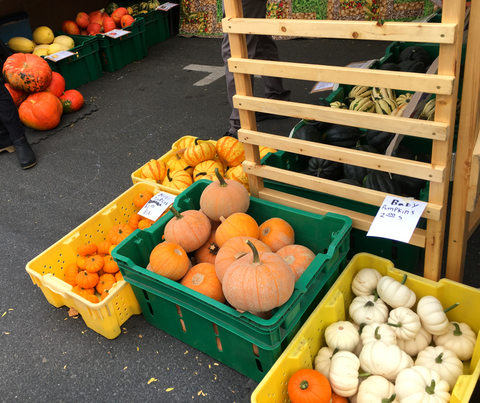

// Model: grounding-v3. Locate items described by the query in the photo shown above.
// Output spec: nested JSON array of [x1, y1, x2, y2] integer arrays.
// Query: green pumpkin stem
[[375, 326, 381, 340], [358, 323, 366, 335], [299, 380, 309, 390], [332, 347, 339, 357], [373, 288, 379, 302], [444, 302, 460, 313], [246, 239, 260, 265], [215, 167, 227, 187], [452, 322, 463, 336], [358, 372, 371, 378], [400, 274, 407, 285], [364, 300, 375, 308], [387, 322, 402, 328], [382, 394, 397, 403], [425, 379, 436, 395], [169, 206, 183, 220], [435, 353, 444, 364], [166, 168, 172, 182]]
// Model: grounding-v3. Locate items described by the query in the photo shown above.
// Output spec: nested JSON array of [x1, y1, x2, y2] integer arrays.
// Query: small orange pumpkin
[[141, 159, 167, 183], [167, 152, 193, 176], [96, 273, 116, 294], [133, 190, 153, 208], [84, 255, 104, 273], [97, 240, 113, 255], [64, 263, 80, 286], [183, 139, 216, 167], [76, 254, 90, 270], [258, 217, 295, 252], [276, 244, 316, 281], [164, 207, 211, 253], [174, 136, 198, 150], [72, 285, 95, 295], [180, 263, 226, 303], [227, 164, 249, 192], [287, 369, 332, 403], [259, 146, 277, 159], [128, 213, 143, 230], [138, 219, 154, 230], [103, 255, 120, 274], [75, 270, 99, 289], [148, 242, 190, 281], [194, 231, 220, 265], [162, 168, 193, 191], [107, 223, 134, 245], [115, 271, 124, 282], [215, 213, 259, 248], [77, 243, 97, 256], [215, 136, 245, 167]]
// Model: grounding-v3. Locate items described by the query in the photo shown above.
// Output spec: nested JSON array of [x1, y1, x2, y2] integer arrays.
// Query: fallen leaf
[[214, 363, 219, 366], [137, 347, 139, 351], [197, 390, 202, 396], [2, 312, 6, 317], [166, 388, 174, 392], [123, 367, 127, 370], [138, 335, 143, 338], [148, 378, 157, 384], [184, 351, 188, 354], [68, 307, 79, 317]]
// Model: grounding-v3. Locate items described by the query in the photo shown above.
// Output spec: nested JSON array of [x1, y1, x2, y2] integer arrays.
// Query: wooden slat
[[228, 59, 455, 96], [234, 95, 449, 141], [239, 129, 445, 183], [222, 19, 456, 44], [242, 161, 442, 221], [259, 187, 427, 248], [467, 127, 480, 212]]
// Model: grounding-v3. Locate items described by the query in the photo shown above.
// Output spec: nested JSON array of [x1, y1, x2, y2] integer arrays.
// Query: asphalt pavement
[[1, 33, 480, 403]]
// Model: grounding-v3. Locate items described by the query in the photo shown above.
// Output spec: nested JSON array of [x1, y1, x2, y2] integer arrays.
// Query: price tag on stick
[[139, 192, 176, 222], [367, 196, 427, 243]]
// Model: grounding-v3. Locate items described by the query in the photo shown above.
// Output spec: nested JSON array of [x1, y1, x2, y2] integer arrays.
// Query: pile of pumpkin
[[63, 189, 168, 303], [2, 53, 84, 130], [140, 136, 276, 193], [286, 269, 476, 403], [146, 172, 316, 315]]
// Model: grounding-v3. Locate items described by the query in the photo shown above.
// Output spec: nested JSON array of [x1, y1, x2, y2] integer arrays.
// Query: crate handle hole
[[215, 337, 223, 352], [176, 304, 183, 317], [147, 302, 154, 316], [142, 289, 150, 301], [179, 319, 187, 332], [255, 358, 263, 373], [212, 323, 219, 335], [253, 344, 259, 357]]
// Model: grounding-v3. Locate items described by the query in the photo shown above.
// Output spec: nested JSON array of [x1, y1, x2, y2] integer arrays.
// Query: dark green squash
[[364, 171, 402, 195], [398, 60, 426, 73], [391, 145, 415, 160], [343, 144, 378, 183], [323, 124, 361, 148], [391, 145, 427, 199], [302, 157, 344, 181], [294, 121, 323, 143], [338, 178, 363, 187], [379, 63, 402, 72], [398, 46, 432, 67], [366, 129, 395, 154]]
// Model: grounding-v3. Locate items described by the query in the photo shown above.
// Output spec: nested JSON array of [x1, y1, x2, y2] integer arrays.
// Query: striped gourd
[[330, 101, 348, 109], [419, 99, 436, 120], [347, 85, 372, 101], [139, 2, 149, 11], [390, 103, 408, 117], [349, 97, 375, 113], [396, 93, 413, 106], [374, 98, 398, 115], [371, 87, 396, 101]]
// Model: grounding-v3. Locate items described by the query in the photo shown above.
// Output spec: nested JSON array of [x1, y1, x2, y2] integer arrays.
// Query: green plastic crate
[[97, 17, 147, 73], [44, 34, 103, 90], [112, 180, 352, 382], [134, 9, 170, 47]]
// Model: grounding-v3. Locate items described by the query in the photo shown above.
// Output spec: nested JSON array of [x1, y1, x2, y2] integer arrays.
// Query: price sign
[[103, 29, 131, 38], [138, 192, 176, 221], [367, 196, 427, 243], [45, 50, 76, 62], [156, 2, 179, 11]]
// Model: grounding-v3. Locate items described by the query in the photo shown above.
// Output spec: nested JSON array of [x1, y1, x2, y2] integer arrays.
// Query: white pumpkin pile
[[313, 268, 476, 403]]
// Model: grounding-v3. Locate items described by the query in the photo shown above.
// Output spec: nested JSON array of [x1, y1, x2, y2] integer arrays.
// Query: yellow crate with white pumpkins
[[251, 253, 480, 403]]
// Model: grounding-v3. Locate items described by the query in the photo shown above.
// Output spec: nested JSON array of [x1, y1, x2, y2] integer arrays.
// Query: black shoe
[[12, 136, 36, 169], [223, 131, 238, 139], [0, 131, 14, 153], [255, 111, 291, 122]]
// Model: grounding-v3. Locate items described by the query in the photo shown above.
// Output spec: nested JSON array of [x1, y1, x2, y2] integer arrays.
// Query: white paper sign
[[367, 196, 427, 243], [157, 2, 179, 11], [45, 50, 76, 62], [138, 192, 176, 221], [103, 29, 131, 38]]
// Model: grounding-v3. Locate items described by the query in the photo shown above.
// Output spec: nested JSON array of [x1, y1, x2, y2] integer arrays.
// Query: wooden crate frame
[[223, 0, 465, 281]]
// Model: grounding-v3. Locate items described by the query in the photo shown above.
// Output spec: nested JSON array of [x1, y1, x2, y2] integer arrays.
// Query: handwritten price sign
[[367, 196, 427, 243], [139, 192, 176, 221]]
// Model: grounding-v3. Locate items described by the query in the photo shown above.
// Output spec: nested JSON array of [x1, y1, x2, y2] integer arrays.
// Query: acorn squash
[[398, 46, 432, 67], [398, 60, 426, 73], [302, 157, 344, 181], [364, 171, 402, 195], [294, 121, 323, 143], [365, 129, 395, 154], [343, 144, 378, 183], [379, 63, 402, 72], [323, 124, 360, 148], [391, 146, 427, 198]]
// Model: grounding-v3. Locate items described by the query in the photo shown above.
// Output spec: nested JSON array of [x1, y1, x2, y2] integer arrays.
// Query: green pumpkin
[[106, 2, 119, 15]]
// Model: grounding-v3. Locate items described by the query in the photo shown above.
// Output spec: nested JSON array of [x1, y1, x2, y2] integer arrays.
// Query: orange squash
[[148, 241, 189, 281], [215, 135, 245, 167], [215, 212, 259, 248], [164, 207, 211, 253], [183, 139, 216, 167], [107, 223, 134, 245], [180, 263, 225, 303], [199, 168, 250, 222], [258, 217, 295, 252], [162, 168, 193, 191], [222, 239, 295, 312], [166, 152, 193, 176], [287, 369, 332, 403], [226, 164, 249, 192], [276, 244, 316, 281], [214, 236, 271, 283], [194, 231, 220, 265], [141, 159, 167, 183], [193, 159, 224, 182]]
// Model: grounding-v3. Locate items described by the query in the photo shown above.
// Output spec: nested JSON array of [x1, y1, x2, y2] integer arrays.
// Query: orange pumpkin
[[107, 223, 134, 245], [84, 255, 104, 273], [138, 219, 154, 230], [149, 242, 190, 281], [133, 190, 153, 208], [4, 83, 28, 107], [72, 285, 95, 295], [287, 369, 332, 403], [75, 270, 99, 289], [141, 159, 167, 183], [162, 169, 193, 191], [115, 271, 124, 282], [222, 239, 295, 312], [193, 159, 224, 182], [3, 53, 52, 93], [258, 217, 295, 252], [215, 213, 259, 248], [103, 255, 120, 274], [83, 294, 100, 303], [174, 136, 198, 150], [215, 136, 245, 168], [111, 7, 129, 27], [77, 243, 98, 256], [166, 152, 193, 176], [164, 207, 211, 253], [128, 213, 143, 230], [97, 241, 113, 255], [19, 92, 63, 131], [96, 273, 116, 294], [214, 236, 271, 283], [199, 168, 250, 222], [76, 254, 90, 270], [330, 393, 349, 403], [194, 231, 219, 265], [183, 140, 216, 167], [180, 263, 226, 303], [226, 164, 249, 191], [276, 244, 316, 281], [64, 263, 80, 286], [259, 146, 277, 159]]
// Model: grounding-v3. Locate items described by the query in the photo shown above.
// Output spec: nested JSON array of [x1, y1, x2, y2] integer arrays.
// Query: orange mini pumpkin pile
[[146, 175, 317, 315], [140, 136, 277, 193]]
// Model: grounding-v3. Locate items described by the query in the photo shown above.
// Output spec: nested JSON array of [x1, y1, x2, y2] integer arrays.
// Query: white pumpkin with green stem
[[417, 295, 460, 335], [361, 322, 397, 346], [359, 341, 414, 382], [314, 346, 336, 380], [395, 366, 451, 403], [349, 294, 389, 326], [356, 375, 399, 403], [325, 321, 360, 352], [396, 326, 432, 357], [433, 322, 477, 361], [415, 346, 464, 391], [352, 268, 382, 297], [387, 307, 421, 340], [329, 350, 368, 397], [376, 274, 416, 309]]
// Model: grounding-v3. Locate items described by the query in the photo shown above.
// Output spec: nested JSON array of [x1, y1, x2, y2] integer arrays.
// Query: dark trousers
[[0, 81, 25, 141]]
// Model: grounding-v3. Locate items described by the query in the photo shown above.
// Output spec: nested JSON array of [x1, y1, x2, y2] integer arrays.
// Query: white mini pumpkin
[[314, 346, 335, 380], [325, 321, 360, 353], [388, 307, 421, 340], [329, 350, 361, 397], [351, 268, 382, 297], [395, 366, 451, 403], [349, 295, 389, 326], [376, 275, 416, 309], [417, 295, 459, 336], [396, 326, 432, 357], [361, 322, 397, 346], [356, 375, 399, 403], [433, 322, 477, 361]]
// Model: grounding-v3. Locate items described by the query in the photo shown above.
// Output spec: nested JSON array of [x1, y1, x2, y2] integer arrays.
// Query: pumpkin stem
[[400, 274, 407, 285], [387, 322, 402, 328], [331, 347, 339, 357], [358, 372, 371, 378], [374, 326, 381, 340], [364, 300, 375, 308], [246, 239, 261, 265], [208, 242, 220, 256], [452, 322, 463, 336], [373, 288, 379, 302], [215, 167, 227, 187], [444, 302, 459, 313], [435, 353, 444, 364], [169, 206, 183, 220], [382, 394, 397, 403], [166, 168, 172, 182], [425, 379, 436, 395], [299, 380, 309, 390], [358, 323, 366, 335]]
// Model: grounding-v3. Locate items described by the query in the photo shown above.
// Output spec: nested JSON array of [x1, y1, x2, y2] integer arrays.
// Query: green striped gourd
[[374, 98, 398, 115], [371, 87, 396, 101], [396, 93, 413, 106], [347, 85, 372, 102], [106, 2, 119, 15], [419, 99, 435, 120], [390, 103, 408, 117], [139, 2, 149, 11], [148, 0, 161, 10], [330, 101, 348, 109], [349, 97, 375, 113]]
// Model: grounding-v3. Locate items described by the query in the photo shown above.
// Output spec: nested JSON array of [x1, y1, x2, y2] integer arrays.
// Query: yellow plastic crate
[[25, 182, 167, 339], [130, 136, 217, 194], [252, 253, 480, 403]]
